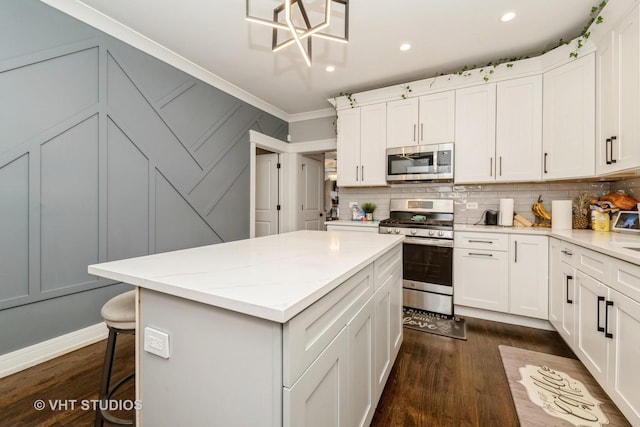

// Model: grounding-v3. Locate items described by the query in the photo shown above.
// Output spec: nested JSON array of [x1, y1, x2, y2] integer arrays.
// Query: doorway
[[300, 155, 323, 230], [255, 149, 280, 237]]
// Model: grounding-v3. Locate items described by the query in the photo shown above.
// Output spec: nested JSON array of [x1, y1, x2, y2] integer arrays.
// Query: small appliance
[[485, 210, 498, 225], [386, 143, 453, 183]]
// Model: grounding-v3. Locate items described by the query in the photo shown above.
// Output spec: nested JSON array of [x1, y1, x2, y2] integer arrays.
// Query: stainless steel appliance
[[379, 199, 454, 315], [386, 143, 453, 183]]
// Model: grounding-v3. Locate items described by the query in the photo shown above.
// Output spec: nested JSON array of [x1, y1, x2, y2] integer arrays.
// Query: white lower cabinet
[[454, 232, 547, 319], [284, 328, 349, 427], [548, 238, 577, 347], [550, 240, 640, 426], [284, 247, 402, 427]]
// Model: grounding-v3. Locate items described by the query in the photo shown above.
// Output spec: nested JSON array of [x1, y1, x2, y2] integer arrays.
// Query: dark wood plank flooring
[[0, 317, 575, 426]]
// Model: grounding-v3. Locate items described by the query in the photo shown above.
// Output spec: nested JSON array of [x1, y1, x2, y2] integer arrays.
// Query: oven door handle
[[403, 237, 453, 247]]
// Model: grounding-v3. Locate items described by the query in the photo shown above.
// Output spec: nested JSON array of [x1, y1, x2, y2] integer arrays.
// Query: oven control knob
[[410, 229, 417, 235], [394, 228, 400, 234], [438, 231, 444, 237], [428, 230, 435, 236], [387, 228, 393, 234]]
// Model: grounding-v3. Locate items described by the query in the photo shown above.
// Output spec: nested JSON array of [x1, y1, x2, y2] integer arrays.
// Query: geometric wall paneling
[[0, 46, 99, 155], [188, 130, 250, 215], [154, 170, 222, 253], [0, 0, 96, 64], [253, 113, 289, 142], [104, 41, 194, 105], [192, 103, 261, 168], [0, 154, 30, 303], [106, 118, 150, 262], [159, 80, 240, 152], [40, 115, 99, 293], [206, 167, 252, 242], [106, 52, 202, 191]]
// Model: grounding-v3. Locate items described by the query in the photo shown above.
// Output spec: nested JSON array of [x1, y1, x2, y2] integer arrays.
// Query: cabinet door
[[597, 6, 640, 174], [509, 235, 548, 319], [374, 265, 402, 402], [348, 298, 375, 427], [386, 98, 419, 148], [284, 328, 348, 427], [496, 76, 542, 182], [359, 104, 388, 186], [418, 91, 455, 144], [337, 108, 361, 187], [607, 289, 640, 426], [575, 271, 609, 386], [549, 239, 577, 346], [454, 84, 497, 183], [543, 54, 595, 180], [453, 248, 508, 312]]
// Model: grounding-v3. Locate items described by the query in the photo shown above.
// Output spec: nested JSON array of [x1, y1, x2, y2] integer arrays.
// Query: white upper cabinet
[[386, 91, 455, 148], [496, 75, 543, 182], [596, 4, 640, 174], [455, 76, 542, 184], [543, 53, 596, 180], [454, 84, 497, 183], [337, 104, 387, 187]]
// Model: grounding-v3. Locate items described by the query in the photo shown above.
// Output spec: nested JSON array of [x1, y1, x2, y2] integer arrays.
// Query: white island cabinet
[[88, 230, 403, 427]]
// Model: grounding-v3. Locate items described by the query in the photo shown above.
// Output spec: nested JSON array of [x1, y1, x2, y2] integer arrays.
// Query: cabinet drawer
[[283, 263, 373, 387], [454, 232, 508, 251], [576, 247, 610, 283], [558, 241, 578, 267], [610, 258, 640, 303], [374, 244, 402, 291]]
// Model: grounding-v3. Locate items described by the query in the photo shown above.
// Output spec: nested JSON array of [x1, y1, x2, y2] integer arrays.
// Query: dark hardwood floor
[[0, 317, 575, 426]]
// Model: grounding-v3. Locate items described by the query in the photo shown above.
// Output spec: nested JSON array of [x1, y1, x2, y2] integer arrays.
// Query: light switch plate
[[144, 327, 170, 359], [466, 202, 479, 210]]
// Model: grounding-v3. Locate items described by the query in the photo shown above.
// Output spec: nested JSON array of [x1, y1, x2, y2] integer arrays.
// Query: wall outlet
[[349, 202, 358, 208], [466, 202, 479, 210], [144, 327, 170, 359]]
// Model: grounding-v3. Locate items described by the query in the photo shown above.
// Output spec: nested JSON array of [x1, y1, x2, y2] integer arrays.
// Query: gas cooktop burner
[[379, 198, 455, 239]]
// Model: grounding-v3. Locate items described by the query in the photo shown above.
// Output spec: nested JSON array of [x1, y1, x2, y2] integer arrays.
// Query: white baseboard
[[454, 305, 555, 331], [0, 323, 109, 379]]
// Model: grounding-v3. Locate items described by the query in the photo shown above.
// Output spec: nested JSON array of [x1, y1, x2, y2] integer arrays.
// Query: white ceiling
[[43, 0, 597, 118]]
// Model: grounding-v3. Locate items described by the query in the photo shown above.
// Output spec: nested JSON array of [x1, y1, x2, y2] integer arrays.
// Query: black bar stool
[[95, 290, 136, 427]]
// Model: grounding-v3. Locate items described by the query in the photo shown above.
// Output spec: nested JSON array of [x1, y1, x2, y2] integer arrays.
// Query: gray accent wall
[[0, 0, 287, 354]]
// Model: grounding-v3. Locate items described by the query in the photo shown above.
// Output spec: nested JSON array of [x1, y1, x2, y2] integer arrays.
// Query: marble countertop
[[88, 230, 403, 323], [455, 224, 640, 265]]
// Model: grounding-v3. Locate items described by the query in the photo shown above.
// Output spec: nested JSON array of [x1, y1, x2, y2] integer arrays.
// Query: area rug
[[498, 345, 631, 427], [402, 307, 466, 340]]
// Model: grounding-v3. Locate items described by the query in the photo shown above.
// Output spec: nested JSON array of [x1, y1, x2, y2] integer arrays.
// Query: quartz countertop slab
[[89, 230, 403, 323], [324, 220, 380, 227], [455, 224, 640, 265]]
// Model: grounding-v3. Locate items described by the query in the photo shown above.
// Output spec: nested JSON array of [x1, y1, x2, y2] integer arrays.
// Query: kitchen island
[[89, 230, 404, 427]]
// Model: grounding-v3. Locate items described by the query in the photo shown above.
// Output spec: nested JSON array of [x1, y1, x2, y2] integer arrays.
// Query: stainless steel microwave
[[386, 143, 454, 183]]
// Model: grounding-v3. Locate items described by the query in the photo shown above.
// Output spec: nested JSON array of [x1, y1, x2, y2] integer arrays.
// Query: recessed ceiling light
[[400, 43, 411, 51], [326, 65, 335, 72], [501, 12, 516, 22]]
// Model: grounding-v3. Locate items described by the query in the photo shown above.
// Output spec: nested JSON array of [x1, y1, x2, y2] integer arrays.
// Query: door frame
[[249, 130, 336, 238]]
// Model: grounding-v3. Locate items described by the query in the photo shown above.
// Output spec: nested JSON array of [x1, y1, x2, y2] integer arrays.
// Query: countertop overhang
[[88, 230, 403, 323]]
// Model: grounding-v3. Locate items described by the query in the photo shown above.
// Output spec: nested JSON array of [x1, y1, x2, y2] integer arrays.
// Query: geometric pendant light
[[245, 0, 349, 66]]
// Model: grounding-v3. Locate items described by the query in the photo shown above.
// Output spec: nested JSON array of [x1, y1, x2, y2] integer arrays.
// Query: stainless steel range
[[379, 199, 454, 316]]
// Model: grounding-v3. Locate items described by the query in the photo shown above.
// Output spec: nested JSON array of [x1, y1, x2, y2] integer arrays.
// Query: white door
[[255, 152, 279, 237], [301, 156, 323, 231], [418, 91, 455, 144], [509, 235, 548, 319], [386, 98, 419, 148], [453, 248, 509, 312]]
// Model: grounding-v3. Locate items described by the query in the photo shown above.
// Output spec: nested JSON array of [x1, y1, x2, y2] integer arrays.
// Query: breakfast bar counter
[[89, 230, 404, 426]]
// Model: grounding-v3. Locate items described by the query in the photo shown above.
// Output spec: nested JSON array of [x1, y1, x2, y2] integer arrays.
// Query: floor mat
[[402, 307, 466, 340], [498, 345, 631, 426]]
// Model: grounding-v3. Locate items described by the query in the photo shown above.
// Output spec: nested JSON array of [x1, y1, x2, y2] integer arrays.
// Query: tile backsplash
[[338, 181, 618, 224]]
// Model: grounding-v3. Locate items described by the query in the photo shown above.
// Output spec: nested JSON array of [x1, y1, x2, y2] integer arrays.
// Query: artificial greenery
[[336, 2, 608, 100], [361, 202, 377, 213]]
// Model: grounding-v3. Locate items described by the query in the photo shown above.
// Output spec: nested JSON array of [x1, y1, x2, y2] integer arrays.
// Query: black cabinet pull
[[597, 296, 605, 332], [468, 252, 493, 257], [605, 300, 614, 339], [610, 136, 617, 164], [514, 241, 518, 263], [606, 138, 612, 165], [544, 152, 548, 174], [566, 275, 573, 304]]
